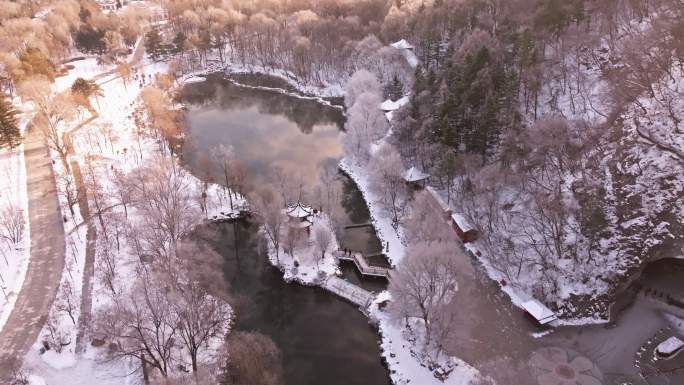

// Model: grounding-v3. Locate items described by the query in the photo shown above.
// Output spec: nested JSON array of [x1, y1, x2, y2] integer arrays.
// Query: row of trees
[[155, 0, 413, 88]]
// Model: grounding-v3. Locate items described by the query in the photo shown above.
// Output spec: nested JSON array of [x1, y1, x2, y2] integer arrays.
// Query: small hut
[[451, 213, 479, 243], [521, 299, 557, 325], [286, 202, 313, 234], [402, 166, 430, 188]]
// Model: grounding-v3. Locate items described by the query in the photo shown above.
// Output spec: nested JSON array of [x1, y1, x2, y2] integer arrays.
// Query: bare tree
[[172, 241, 231, 374], [0, 356, 31, 385], [249, 185, 285, 263], [404, 191, 453, 244], [369, 144, 405, 226], [221, 331, 284, 385], [127, 157, 202, 265], [344, 69, 381, 109], [44, 311, 71, 353], [18, 78, 75, 170], [284, 226, 304, 258], [94, 268, 178, 378], [211, 144, 237, 209], [388, 241, 460, 352], [313, 223, 332, 264], [0, 201, 24, 246], [54, 278, 78, 325]]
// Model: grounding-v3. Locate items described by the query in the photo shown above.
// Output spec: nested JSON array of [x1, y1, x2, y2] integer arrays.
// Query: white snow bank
[[370, 294, 484, 385]]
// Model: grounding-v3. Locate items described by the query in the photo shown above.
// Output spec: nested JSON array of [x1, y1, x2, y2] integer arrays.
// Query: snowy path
[[0, 123, 66, 369], [71, 161, 96, 353]]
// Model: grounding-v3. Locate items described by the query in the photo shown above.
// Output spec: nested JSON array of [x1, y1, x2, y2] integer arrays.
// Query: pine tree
[[145, 28, 164, 61], [0, 95, 20, 149], [384, 74, 404, 101]]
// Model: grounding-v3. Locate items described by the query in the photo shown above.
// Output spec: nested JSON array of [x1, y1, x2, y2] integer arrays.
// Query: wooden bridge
[[333, 250, 392, 279], [344, 222, 373, 229], [323, 276, 374, 308]]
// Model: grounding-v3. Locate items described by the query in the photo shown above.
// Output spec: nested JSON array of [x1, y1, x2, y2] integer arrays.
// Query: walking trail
[[0, 122, 66, 370], [0, 37, 147, 371]]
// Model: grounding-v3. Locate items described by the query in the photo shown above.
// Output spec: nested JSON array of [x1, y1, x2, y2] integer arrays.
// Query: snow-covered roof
[[183, 76, 206, 84], [425, 186, 450, 213], [521, 300, 556, 325], [451, 213, 475, 232], [286, 202, 312, 218], [379, 95, 410, 111], [403, 166, 429, 182], [657, 336, 684, 356], [391, 39, 414, 50]]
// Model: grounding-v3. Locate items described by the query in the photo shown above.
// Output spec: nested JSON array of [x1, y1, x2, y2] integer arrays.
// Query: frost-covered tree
[[221, 331, 284, 385], [388, 241, 460, 351], [369, 143, 405, 226], [313, 223, 332, 263], [344, 69, 381, 109], [250, 185, 286, 263]]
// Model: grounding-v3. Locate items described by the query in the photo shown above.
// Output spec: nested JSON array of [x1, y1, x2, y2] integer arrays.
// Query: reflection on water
[[201, 221, 391, 385], [181, 76, 385, 255], [181, 75, 344, 187], [181, 76, 391, 385]]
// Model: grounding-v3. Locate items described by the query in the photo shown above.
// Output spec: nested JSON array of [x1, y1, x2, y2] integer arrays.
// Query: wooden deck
[[344, 222, 373, 229], [323, 276, 374, 308], [333, 250, 391, 279]]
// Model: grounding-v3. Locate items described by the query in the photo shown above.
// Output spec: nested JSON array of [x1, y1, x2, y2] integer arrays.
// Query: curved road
[[0, 37, 147, 372], [0, 122, 66, 369]]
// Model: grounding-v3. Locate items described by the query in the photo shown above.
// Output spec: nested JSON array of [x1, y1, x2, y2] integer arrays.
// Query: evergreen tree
[[145, 28, 165, 61], [172, 32, 187, 54], [71, 78, 104, 113], [384, 74, 404, 101], [75, 26, 106, 55], [0, 95, 20, 149]]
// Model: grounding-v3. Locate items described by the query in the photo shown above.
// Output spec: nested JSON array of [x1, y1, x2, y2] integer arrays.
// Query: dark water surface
[[181, 76, 391, 385], [203, 221, 391, 385]]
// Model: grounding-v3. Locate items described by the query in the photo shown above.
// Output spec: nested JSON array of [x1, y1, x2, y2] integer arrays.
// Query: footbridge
[[333, 250, 392, 279]]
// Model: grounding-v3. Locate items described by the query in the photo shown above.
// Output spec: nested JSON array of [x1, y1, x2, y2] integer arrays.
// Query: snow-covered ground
[[0, 119, 30, 333], [266, 214, 340, 286], [23, 47, 238, 383], [370, 293, 485, 385]]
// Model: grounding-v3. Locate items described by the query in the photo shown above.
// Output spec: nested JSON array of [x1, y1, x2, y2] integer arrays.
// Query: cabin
[[521, 299, 557, 325], [390, 39, 414, 51], [656, 336, 684, 359], [402, 166, 430, 188], [451, 213, 479, 243]]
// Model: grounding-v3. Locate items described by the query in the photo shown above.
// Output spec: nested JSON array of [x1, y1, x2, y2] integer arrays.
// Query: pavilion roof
[[403, 166, 430, 182], [286, 202, 313, 218]]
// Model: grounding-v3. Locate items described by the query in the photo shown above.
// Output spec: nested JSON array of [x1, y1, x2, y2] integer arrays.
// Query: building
[[521, 299, 557, 325], [402, 166, 430, 188], [97, 0, 118, 11], [451, 213, 479, 243], [286, 202, 313, 234]]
